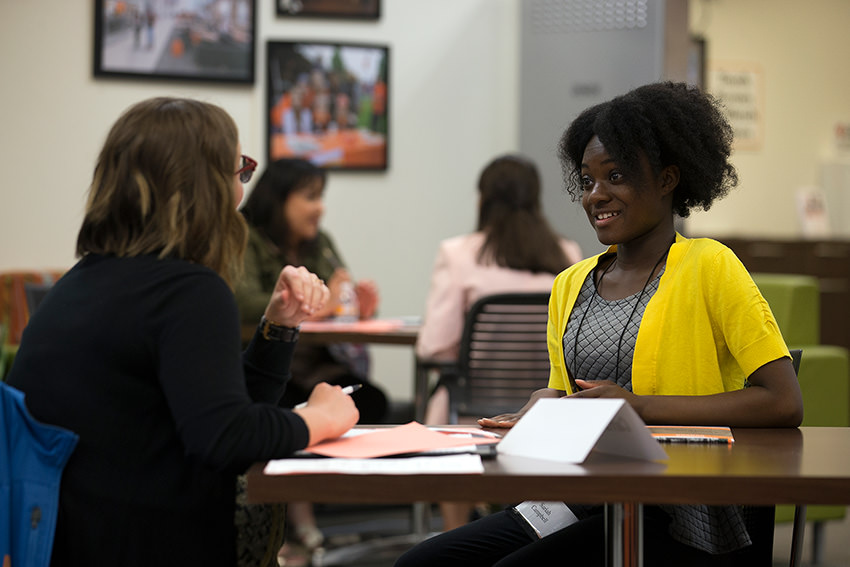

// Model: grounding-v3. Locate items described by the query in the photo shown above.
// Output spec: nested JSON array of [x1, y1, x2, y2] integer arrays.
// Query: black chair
[[24, 282, 52, 316], [446, 292, 551, 423]]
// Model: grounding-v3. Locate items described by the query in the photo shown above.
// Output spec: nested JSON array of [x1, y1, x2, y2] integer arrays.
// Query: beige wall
[[687, 0, 850, 238], [0, 0, 520, 401], [2, 0, 848, 400]]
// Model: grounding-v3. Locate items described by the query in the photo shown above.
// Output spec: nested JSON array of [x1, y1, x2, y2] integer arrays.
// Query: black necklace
[[571, 242, 673, 386]]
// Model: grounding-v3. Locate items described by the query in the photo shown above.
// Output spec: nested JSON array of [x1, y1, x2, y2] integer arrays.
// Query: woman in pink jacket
[[416, 154, 582, 530]]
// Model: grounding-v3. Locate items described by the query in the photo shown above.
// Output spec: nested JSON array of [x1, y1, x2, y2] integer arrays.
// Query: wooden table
[[296, 320, 419, 346], [241, 319, 419, 346], [246, 427, 850, 567]]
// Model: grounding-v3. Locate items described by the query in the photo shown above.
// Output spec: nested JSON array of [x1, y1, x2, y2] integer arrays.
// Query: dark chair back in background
[[450, 292, 550, 422], [24, 283, 52, 317]]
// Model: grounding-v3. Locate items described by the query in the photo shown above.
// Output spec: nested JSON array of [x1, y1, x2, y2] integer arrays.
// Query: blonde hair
[[76, 98, 247, 288]]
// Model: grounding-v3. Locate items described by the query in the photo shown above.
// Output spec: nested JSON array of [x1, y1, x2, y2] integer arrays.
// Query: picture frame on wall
[[276, 0, 380, 20], [93, 0, 256, 84], [267, 40, 389, 171]]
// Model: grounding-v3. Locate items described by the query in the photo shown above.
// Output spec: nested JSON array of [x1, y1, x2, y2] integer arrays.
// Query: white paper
[[497, 398, 667, 463], [264, 453, 484, 475]]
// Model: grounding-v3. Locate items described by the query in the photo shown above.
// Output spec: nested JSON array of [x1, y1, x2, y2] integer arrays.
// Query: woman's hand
[[294, 382, 360, 445], [570, 357, 803, 427], [569, 379, 636, 401], [477, 412, 523, 429], [355, 279, 379, 319], [263, 265, 330, 328], [477, 388, 562, 428]]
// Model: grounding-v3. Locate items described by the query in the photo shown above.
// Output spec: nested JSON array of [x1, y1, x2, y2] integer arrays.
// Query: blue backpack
[[1, 383, 77, 567]]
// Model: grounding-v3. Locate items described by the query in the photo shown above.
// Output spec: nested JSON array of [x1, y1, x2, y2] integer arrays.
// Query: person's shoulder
[[316, 229, 339, 251], [673, 237, 750, 284], [678, 236, 729, 252], [435, 232, 484, 263], [553, 253, 601, 285], [244, 225, 277, 254], [245, 224, 265, 242], [83, 255, 229, 307], [440, 232, 484, 251], [157, 261, 236, 316], [676, 236, 739, 262], [135, 255, 228, 292], [557, 236, 584, 264]]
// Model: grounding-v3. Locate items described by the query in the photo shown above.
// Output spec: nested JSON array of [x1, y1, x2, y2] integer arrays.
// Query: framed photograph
[[94, 0, 256, 84], [266, 40, 389, 171], [277, 0, 380, 20]]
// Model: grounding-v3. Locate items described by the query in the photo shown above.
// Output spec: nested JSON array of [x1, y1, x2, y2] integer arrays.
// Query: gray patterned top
[[561, 260, 751, 554]]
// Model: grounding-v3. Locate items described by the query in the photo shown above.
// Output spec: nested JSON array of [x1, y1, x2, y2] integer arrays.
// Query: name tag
[[512, 501, 578, 539]]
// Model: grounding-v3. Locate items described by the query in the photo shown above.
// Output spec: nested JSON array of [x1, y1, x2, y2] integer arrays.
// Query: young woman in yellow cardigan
[[396, 82, 803, 567]]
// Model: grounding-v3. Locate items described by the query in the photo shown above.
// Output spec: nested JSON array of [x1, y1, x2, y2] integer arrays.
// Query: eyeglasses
[[235, 154, 257, 183]]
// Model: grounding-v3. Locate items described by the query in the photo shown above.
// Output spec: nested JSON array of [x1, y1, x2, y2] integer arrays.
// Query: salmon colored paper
[[305, 422, 499, 459], [299, 319, 405, 333]]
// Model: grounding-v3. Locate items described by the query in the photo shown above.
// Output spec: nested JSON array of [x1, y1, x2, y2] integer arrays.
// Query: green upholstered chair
[[750, 273, 850, 565]]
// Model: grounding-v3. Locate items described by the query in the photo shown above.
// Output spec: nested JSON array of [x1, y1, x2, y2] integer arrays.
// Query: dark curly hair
[[557, 82, 738, 218]]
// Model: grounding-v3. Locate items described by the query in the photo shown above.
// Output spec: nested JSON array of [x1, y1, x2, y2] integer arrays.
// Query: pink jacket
[[416, 232, 583, 361]]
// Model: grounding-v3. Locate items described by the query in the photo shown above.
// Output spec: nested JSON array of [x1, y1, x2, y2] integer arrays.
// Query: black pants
[[394, 507, 743, 567]]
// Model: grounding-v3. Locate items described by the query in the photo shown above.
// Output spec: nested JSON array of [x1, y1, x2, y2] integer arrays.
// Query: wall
[[3, 0, 849, 402], [520, 0, 689, 258], [0, 0, 520, 401], [686, 0, 850, 238]]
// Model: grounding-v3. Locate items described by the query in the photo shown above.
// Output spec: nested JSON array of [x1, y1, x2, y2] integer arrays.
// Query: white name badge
[[512, 501, 579, 539]]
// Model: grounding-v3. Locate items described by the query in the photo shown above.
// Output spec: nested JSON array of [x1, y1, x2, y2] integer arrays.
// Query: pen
[[295, 383, 362, 409]]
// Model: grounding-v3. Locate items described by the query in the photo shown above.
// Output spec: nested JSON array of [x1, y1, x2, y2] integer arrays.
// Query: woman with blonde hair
[[7, 97, 358, 567]]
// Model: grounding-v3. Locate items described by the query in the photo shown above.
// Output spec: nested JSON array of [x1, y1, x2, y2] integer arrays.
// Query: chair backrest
[[789, 348, 802, 376], [24, 283, 52, 317], [452, 292, 550, 419]]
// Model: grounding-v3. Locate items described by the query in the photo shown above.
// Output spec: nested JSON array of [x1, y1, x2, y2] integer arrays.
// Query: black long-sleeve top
[[8, 254, 309, 566]]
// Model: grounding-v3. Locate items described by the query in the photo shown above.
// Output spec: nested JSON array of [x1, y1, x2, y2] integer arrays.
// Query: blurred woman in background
[[416, 153, 582, 530], [236, 157, 388, 565]]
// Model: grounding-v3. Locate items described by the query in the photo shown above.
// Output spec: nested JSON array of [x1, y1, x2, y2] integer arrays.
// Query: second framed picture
[[267, 40, 389, 171]]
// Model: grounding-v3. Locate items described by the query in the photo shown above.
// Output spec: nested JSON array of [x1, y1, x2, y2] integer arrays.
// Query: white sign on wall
[[708, 63, 764, 152]]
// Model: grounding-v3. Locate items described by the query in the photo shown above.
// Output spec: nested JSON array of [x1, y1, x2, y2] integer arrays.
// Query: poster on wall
[[277, 0, 380, 19], [708, 63, 764, 151], [94, 0, 256, 84], [266, 40, 389, 171]]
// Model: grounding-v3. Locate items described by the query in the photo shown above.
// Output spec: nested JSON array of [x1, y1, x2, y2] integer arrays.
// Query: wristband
[[260, 316, 300, 343]]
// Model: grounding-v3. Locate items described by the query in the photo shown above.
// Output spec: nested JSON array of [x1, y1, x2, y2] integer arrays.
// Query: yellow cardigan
[[547, 234, 790, 395]]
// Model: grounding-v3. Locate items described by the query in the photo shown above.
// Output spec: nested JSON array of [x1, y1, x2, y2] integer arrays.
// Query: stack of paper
[[263, 422, 499, 476]]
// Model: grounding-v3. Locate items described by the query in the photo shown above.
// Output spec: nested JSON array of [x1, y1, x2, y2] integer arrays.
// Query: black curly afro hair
[[558, 81, 738, 218]]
